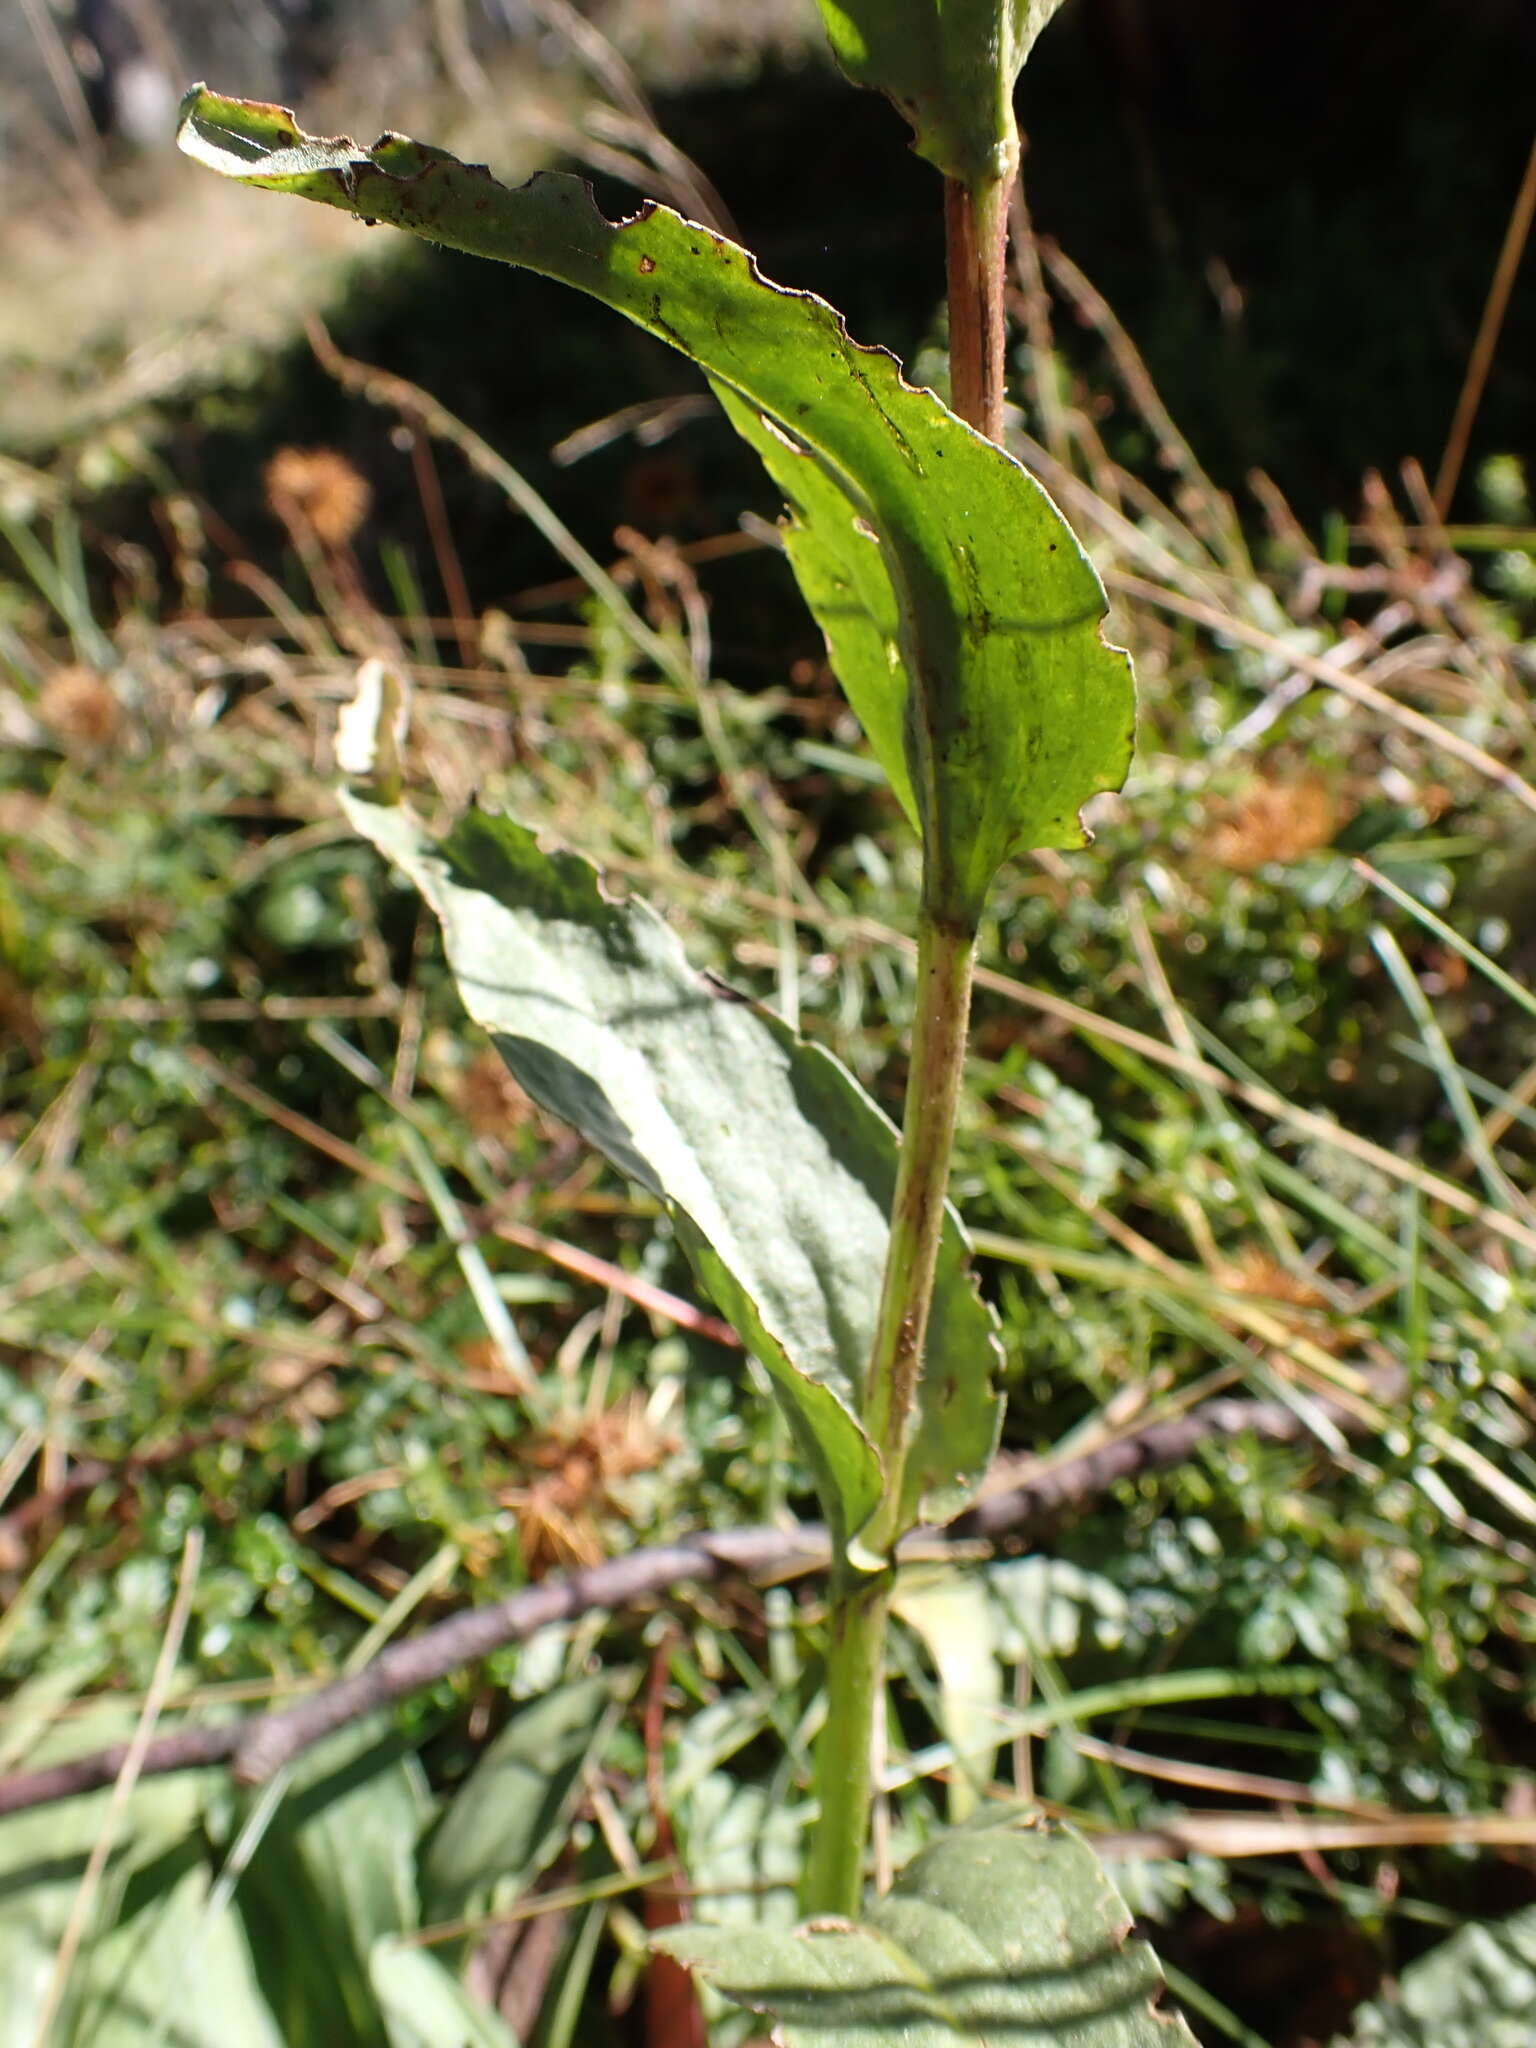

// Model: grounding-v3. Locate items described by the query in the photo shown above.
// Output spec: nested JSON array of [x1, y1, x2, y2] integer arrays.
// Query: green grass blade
[[1356, 855, 1536, 1023], [1369, 921, 1524, 1213]]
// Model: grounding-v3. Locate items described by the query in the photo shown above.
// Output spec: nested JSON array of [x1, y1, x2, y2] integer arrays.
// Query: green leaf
[[0, 1763, 278, 2048], [812, 2, 1072, 186], [657, 1810, 1197, 2046], [371, 1939, 523, 2048], [235, 1723, 428, 2048], [179, 87, 1133, 926], [342, 796, 1002, 1540], [419, 1680, 612, 1928], [0, 1708, 229, 2048], [1347, 1902, 1536, 2047], [65, 1852, 286, 2048], [714, 385, 917, 835]]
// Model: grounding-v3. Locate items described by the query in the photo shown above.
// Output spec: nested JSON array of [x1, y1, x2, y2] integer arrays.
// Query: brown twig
[[0, 1382, 1390, 1819], [1433, 134, 1536, 518], [943, 1383, 1394, 1543], [406, 428, 478, 668]]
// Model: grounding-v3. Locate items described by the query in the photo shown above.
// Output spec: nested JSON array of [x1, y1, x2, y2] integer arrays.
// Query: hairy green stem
[[802, 913, 977, 1915], [860, 914, 979, 1541], [800, 1564, 890, 1916]]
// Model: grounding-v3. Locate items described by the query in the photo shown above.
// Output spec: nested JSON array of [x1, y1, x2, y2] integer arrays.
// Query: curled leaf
[[180, 87, 1133, 924]]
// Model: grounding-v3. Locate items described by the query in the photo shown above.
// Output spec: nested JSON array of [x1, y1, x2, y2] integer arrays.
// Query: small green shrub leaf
[[812, 2, 1072, 185], [179, 88, 1133, 925], [342, 795, 1002, 1538], [1346, 1901, 1536, 2046], [657, 1810, 1197, 2046]]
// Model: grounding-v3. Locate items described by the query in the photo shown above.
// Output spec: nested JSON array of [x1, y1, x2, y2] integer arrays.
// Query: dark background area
[[143, 0, 1535, 623], [4, 0, 1531, 540], [647, 0, 1534, 517]]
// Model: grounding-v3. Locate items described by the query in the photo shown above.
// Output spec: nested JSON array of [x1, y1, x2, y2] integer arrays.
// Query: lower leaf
[[657, 1810, 1197, 2047], [343, 795, 1001, 1542], [1346, 1901, 1536, 2046]]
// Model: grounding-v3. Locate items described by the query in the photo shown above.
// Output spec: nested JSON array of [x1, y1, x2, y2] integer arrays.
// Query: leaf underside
[[179, 87, 1133, 925], [343, 796, 1002, 1540], [813, 1, 1073, 184]]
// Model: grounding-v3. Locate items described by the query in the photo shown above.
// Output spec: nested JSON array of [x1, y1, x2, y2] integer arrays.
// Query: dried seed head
[[37, 664, 122, 748], [500, 1395, 677, 1576], [460, 1047, 534, 1142], [1218, 1244, 1327, 1309], [1203, 773, 1340, 872], [263, 446, 371, 548]]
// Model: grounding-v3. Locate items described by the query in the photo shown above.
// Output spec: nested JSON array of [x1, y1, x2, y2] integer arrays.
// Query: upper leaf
[[343, 796, 1002, 1542], [658, 1810, 1198, 2046], [179, 88, 1133, 926], [813, 2, 1073, 186]]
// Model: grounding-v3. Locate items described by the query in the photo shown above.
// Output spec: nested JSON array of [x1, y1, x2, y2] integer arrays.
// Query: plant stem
[[802, 911, 977, 1915], [800, 1563, 890, 1916], [803, 137, 1010, 1923], [860, 912, 978, 1541], [863, 144, 1009, 1500], [944, 169, 1014, 443]]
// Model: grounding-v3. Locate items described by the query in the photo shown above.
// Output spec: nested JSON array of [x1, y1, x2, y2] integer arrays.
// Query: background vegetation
[[2, 3, 1534, 2043]]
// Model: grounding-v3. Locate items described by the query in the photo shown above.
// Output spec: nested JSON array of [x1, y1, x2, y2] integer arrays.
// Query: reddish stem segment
[[944, 175, 1013, 443]]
